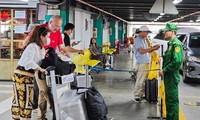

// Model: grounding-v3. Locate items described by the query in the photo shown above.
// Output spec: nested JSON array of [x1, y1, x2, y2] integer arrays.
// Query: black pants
[[32, 77, 39, 109]]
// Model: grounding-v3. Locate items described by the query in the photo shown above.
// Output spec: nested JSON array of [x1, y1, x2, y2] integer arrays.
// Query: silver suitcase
[[58, 90, 88, 120]]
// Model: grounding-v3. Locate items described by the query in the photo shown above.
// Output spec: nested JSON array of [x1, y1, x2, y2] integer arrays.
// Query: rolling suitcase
[[144, 41, 159, 103], [145, 78, 158, 103], [58, 90, 89, 120]]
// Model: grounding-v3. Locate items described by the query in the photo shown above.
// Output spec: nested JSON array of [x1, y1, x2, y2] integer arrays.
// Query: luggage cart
[[45, 69, 74, 120]]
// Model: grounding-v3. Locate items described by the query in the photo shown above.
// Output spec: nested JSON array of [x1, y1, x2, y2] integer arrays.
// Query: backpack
[[39, 47, 76, 80]]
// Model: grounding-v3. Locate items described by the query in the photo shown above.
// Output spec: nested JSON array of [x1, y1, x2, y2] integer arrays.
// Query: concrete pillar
[[94, 19, 103, 46], [60, 0, 70, 32], [118, 21, 124, 44], [124, 23, 128, 38]]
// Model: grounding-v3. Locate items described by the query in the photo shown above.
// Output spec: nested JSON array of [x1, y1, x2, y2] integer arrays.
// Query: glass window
[[154, 29, 165, 40], [31, 10, 40, 24], [0, 40, 11, 59], [189, 34, 200, 48], [13, 10, 26, 24], [13, 41, 23, 59], [0, 25, 12, 39], [13, 25, 26, 40], [177, 34, 186, 42]]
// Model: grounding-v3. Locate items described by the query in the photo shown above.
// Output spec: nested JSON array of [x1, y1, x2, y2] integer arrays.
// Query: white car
[[151, 27, 200, 56]]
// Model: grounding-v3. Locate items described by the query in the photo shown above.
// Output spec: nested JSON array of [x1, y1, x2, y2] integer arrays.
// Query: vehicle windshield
[[189, 34, 200, 48], [177, 34, 186, 42], [154, 30, 165, 40]]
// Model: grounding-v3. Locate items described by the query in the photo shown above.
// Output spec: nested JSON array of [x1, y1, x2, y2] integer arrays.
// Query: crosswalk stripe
[[0, 91, 12, 94], [0, 84, 70, 115], [0, 85, 13, 88], [0, 97, 12, 115], [180, 96, 200, 99]]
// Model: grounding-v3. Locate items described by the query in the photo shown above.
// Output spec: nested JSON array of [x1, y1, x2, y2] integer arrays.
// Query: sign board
[[15, 10, 26, 19], [36, 3, 47, 21]]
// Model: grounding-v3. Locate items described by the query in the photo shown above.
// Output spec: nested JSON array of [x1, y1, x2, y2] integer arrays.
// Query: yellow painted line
[[180, 106, 186, 120], [180, 96, 200, 99]]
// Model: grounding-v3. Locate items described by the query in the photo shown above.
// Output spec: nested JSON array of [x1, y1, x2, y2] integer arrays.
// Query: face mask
[[45, 38, 51, 45]]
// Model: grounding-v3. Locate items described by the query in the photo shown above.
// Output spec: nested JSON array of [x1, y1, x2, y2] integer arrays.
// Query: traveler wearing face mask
[[11, 26, 49, 120]]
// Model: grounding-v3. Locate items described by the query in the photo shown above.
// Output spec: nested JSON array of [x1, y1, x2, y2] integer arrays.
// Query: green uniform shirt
[[163, 36, 183, 73]]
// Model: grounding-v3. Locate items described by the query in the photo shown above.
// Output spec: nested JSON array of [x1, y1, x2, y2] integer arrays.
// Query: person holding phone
[[63, 23, 84, 54]]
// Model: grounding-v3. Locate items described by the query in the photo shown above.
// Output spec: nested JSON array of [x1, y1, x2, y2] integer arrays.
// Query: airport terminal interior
[[1, 0, 200, 120]]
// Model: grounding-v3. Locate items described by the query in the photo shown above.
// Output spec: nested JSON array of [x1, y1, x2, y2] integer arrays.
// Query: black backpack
[[39, 47, 76, 79]]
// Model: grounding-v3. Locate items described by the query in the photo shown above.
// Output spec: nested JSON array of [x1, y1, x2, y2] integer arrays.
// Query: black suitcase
[[145, 78, 158, 103]]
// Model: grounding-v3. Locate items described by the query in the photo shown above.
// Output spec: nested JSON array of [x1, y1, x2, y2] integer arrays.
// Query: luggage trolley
[[45, 68, 74, 120]]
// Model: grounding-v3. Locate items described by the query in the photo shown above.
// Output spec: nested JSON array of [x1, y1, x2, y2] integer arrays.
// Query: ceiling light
[[173, 0, 182, 4]]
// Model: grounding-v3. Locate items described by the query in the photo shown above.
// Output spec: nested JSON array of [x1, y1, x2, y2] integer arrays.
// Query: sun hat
[[138, 26, 151, 33]]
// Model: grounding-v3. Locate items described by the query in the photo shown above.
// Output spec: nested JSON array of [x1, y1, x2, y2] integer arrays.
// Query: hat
[[163, 23, 178, 32], [138, 26, 151, 33], [24, 24, 35, 34]]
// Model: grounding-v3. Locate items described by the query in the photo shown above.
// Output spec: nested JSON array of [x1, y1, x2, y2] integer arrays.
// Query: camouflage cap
[[163, 23, 178, 32]]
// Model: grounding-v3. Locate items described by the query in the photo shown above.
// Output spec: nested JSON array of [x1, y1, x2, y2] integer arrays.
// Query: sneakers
[[132, 98, 141, 103], [32, 108, 38, 113], [132, 98, 147, 103], [140, 99, 147, 103]]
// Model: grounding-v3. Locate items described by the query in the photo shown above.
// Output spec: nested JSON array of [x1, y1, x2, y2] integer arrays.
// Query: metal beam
[[76, 0, 129, 23], [98, 6, 151, 9], [88, 2, 153, 6]]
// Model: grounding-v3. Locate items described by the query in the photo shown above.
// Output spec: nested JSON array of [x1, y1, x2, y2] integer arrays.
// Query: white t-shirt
[[18, 43, 45, 70]]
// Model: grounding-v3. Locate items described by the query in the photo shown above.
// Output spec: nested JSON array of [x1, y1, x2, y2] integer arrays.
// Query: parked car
[[151, 27, 200, 55], [182, 32, 200, 83], [151, 27, 200, 83]]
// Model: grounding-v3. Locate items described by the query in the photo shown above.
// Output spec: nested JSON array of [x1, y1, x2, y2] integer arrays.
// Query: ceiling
[[83, 0, 200, 22]]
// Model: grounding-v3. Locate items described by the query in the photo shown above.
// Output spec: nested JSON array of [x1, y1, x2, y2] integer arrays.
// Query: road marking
[[0, 97, 12, 115], [0, 85, 12, 88], [180, 106, 187, 120], [0, 84, 70, 115], [180, 96, 200, 99], [0, 91, 12, 94]]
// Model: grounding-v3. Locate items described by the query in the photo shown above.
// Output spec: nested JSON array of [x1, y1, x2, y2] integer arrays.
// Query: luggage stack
[[46, 69, 108, 120]]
